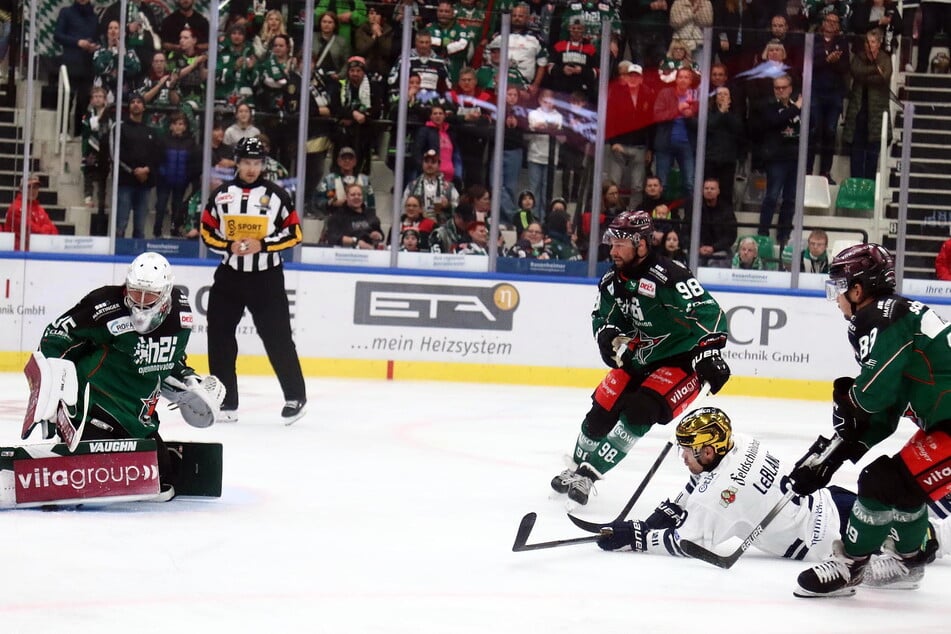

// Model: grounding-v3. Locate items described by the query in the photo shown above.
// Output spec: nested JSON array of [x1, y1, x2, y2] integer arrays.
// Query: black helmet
[[235, 136, 267, 161], [829, 243, 895, 297], [602, 210, 654, 245]]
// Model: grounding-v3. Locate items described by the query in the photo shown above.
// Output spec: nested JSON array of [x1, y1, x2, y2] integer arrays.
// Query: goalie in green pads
[[21, 252, 224, 501]]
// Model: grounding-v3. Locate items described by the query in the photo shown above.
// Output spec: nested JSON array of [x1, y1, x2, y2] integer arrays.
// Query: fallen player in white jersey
[[594, 407, 950, 588]]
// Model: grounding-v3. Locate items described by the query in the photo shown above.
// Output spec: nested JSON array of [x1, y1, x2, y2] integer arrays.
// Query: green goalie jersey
[[848, 295, 951, 446], [39, 285, 196, 438], [592, 253, 728, 372]]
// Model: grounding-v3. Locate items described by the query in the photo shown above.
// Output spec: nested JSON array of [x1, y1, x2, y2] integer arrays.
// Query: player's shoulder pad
[[598, 268, 616, 291], [646, 256, 694, 287], [83, 285, 127, 324], [854, 294, 910, 333], [170, 287, 194, 330]]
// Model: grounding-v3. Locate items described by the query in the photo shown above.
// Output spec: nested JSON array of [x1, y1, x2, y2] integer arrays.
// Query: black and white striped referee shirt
[[200, 177, 303, 271]]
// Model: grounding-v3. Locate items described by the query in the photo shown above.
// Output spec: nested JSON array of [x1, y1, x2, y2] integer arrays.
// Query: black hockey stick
[[512, 512, 611, 552], [677, 436, 844, 569], [567, 440, 674, 533], [567, 382, 712, 533]]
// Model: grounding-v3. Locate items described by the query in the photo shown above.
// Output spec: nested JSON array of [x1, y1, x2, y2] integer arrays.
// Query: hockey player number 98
[[676, 279, 706, 300]]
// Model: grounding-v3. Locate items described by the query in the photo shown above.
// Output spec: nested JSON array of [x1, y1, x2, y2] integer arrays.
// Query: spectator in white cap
[[605, 60, 655, 210]]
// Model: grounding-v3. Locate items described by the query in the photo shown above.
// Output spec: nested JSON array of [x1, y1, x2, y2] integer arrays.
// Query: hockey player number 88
[[676, 279, 706, 300]]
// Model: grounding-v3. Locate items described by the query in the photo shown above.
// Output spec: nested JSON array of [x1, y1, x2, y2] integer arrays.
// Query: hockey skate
[[864, 540, 928, 590], [217, 409, 238, 424], [281, 399, 306, 425], [550, 468, 578, 494], [550, 465, 599, 505], [794, 540, 867, 598]]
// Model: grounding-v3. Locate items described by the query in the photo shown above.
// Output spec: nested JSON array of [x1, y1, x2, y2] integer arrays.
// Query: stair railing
[[55, 64, 70, 176], [875, 110, 888, 220]]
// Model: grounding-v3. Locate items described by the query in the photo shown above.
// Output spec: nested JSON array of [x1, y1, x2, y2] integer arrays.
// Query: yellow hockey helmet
[[676, 407, 734, 457]]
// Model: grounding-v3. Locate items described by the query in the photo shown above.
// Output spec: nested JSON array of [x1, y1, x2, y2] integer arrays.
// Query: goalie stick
[[677, 435, 844, 569], [567, 382, 712, 533], [512, 512, 611, 552]]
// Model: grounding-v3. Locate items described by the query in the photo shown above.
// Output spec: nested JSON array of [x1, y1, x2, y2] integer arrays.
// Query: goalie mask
[[676, 407, 734, 458], [125, 252, 173, 334]]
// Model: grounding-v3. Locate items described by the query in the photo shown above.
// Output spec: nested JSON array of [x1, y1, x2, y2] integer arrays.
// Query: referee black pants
[[207, 264, 306, 410]]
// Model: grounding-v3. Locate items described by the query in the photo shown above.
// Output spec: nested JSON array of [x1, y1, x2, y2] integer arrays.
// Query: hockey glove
[[645, 499, 688, 530], [161, 375, 226, 428], [596, 325, 623, 368], [597, 519, 648, 552], [789, 434, 867, 496], [832, 377, 870, 442], [692, 349, 730, 395]]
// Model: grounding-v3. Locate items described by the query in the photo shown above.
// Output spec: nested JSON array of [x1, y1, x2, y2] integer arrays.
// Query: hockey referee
[[200, 136, 307, 425]]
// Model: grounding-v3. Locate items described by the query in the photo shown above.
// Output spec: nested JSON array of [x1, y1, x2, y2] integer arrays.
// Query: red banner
[[13, 451, 160, 504]]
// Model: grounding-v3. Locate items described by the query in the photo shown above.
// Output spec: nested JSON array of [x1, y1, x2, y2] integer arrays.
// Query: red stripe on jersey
[[282, 210, 301, 228], [201, 209, 220, 228]]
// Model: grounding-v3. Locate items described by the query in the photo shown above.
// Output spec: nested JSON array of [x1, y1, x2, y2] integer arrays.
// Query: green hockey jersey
[[592, 253, 728, 372], [848, 295, 951, 446], [40, 285, 196, 438]]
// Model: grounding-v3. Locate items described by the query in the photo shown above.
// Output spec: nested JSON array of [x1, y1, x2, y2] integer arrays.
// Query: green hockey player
[[791, 244, 950, 597], [551, 210, 731, 505]]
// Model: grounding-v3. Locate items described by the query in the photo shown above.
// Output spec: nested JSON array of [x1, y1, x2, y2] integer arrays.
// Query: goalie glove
[[161, 375, 226, 429], [597, 519, 649, 552]]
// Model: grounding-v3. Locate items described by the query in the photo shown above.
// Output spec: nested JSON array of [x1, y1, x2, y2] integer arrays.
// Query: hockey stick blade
[[678, 488, 797, 569], [567, 382, 712, 534], [512, 512, 610, 552], [513, 512, 538, 551]]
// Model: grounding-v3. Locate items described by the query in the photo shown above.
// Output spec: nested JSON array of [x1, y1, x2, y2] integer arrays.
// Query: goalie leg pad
[[1, 439, 161, 508], [22, 352, 79, 441], [164, 442, 223, 497]]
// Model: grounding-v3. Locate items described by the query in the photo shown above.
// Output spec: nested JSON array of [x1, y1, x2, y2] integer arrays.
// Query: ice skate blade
[[793, 587, 856, 598]]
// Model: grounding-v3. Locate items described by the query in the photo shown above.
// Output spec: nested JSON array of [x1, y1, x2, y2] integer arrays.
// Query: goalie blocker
[[0, 439, 222, 508]]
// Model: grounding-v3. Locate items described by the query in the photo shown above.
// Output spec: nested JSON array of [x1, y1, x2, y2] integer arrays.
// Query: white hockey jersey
[[643, 434, 841, 562]]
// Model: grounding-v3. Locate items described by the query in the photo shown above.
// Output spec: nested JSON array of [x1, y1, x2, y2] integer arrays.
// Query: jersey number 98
[[675, 279, 706, 300]]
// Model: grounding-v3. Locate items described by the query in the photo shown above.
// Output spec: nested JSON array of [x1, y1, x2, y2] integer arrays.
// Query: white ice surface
[[0, 374, 946, 633]]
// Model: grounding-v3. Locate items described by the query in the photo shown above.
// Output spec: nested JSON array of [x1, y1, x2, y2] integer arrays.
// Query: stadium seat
[[836, 178, 875, 218], [804, 175, 832, 215]]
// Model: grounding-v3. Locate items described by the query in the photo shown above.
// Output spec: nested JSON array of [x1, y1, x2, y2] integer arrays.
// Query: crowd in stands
[[43, 0, 939, 264]]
